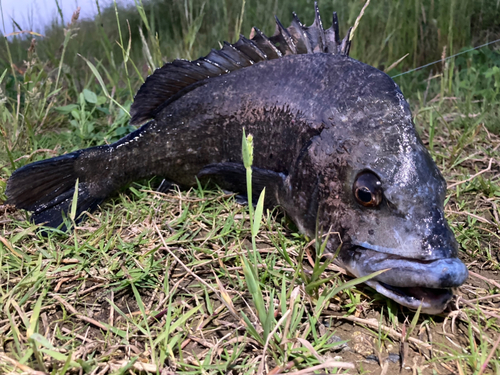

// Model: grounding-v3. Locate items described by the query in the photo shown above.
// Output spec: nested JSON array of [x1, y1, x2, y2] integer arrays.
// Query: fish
[[5, 4, 468, 314]]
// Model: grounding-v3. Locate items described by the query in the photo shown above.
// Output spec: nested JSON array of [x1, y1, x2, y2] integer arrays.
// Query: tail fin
[[6, 150, 106, 229]]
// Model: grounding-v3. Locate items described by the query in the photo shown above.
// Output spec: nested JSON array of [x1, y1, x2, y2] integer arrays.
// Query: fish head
[[323, 58, 468, 314]]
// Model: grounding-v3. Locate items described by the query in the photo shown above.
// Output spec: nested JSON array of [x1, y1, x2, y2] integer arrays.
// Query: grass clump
[[0, 0, 499, 374]]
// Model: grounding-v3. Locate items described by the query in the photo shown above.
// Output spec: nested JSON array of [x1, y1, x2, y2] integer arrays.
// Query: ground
[[0, 121, 499, 374]]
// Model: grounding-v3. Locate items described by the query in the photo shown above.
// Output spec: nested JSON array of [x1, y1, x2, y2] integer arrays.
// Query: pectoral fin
[[197, 162, 286, 206]]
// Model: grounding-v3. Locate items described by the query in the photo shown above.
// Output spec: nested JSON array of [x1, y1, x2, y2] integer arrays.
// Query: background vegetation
[[0, 0, 499, 374]]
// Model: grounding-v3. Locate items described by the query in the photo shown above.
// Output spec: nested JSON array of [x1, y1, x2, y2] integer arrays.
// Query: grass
[[0, 0, 500, 374]]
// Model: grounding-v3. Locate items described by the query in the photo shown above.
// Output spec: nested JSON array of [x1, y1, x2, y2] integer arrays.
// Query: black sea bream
[[6, 5, 468, 314]]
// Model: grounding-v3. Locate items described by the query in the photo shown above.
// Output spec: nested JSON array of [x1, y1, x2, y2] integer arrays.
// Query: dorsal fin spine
[[292, 12, 304, 27], [313, 2, 326, 52], [332, 12, 340, 45], [233, 36, 267, 63], [250, 28, 269, 59], [314, 2, 324, 30], [253, 27, 283, 58], [243, 36, 267, 59], [202, 58, 226, 73], [291, 12, 312, 54], [273, 16, 297, 55], [340, 27, 352, 56]]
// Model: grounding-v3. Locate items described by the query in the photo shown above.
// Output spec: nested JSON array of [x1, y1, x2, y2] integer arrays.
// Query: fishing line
[[391, 38, 500, 78]]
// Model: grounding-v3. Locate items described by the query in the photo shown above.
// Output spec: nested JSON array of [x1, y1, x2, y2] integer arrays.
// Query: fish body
[[6, 5, 468, 314]]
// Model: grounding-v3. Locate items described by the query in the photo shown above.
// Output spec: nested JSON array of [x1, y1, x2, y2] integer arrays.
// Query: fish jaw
[[365, 280, 453, 315], [340, 246, 468, 314]]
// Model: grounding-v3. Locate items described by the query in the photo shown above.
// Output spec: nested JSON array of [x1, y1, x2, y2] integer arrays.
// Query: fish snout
[[369, 257, 469, 289], [345, 248, 469, 289], [420, 208, 460, 259]]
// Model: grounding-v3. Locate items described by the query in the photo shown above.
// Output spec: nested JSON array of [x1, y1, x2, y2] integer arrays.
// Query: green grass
[[0, 0, 500, 374]]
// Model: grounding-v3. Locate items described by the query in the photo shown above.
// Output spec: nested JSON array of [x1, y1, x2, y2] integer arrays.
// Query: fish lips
[[345, 247, 469, 314], [364, 280, 453, 315]]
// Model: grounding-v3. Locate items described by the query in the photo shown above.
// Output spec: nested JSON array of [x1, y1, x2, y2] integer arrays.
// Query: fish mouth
[[344, 247, 468, 314], [365, 280, 453, 314]]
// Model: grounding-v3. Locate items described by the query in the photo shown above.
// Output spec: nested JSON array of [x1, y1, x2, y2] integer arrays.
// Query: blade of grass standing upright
[[69, 179, 79, 222], [113, 0, 134, 101], [252, 189, 266, 237], [79, 54, 130, 116]]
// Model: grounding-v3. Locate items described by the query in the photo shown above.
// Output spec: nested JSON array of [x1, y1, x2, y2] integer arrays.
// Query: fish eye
[[353, 172, 383, 207]]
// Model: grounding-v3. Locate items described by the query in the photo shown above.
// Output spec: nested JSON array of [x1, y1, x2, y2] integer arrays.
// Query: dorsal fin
[[130, 2, 352, 125]]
